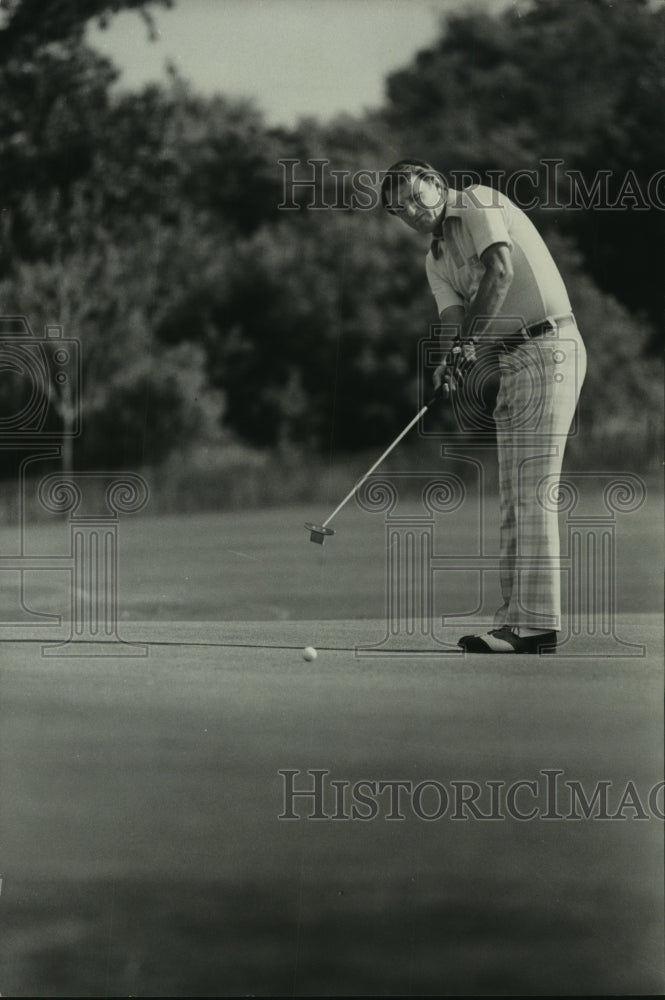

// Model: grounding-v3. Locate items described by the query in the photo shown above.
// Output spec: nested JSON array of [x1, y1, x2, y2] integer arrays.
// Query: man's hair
[[380, 158, 443, 214]]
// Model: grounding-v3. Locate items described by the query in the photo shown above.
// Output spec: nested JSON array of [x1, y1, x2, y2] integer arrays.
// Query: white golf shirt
[[425, 185, 572, 330]]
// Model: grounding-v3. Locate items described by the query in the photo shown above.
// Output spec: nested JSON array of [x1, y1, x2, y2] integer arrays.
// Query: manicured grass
[[7, 488, 659, 623], [0, 501, 662, 996]]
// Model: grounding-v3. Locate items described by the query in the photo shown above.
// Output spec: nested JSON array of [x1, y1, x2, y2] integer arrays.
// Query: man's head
[[380, 159, 448, 234]]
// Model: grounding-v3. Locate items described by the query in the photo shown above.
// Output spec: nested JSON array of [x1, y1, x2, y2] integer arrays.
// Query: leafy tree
[[94, 74, 289, 234], [0, 0, 660, 481], [383, 0, 664, 338], [0, 0, 169, 202], [0, 1, 281, 474], [0, 203, 222, 470], [0, 0, 170, 58], [155, 206, 438, 453]]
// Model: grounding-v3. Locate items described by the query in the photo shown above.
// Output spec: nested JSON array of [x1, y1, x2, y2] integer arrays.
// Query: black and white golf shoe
[[457, 626, 557, 654]]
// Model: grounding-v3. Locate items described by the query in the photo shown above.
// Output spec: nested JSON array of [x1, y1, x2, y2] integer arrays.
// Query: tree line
[[0, 0, 661, 475]]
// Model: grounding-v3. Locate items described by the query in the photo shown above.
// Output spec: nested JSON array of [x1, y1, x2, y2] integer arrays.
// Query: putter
[[305, 386, 443, 543]]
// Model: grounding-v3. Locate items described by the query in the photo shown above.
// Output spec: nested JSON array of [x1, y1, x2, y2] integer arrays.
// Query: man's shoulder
[[448, 184, 510, 213]]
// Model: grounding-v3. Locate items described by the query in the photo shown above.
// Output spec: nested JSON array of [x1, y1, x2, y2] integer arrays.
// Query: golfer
[[380, 159, 586, 653]]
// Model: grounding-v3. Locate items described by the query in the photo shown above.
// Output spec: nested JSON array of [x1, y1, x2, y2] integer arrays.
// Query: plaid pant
[[493, 321, 586, 630]]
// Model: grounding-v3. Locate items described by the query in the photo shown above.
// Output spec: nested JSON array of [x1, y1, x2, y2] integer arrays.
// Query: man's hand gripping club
[[433, 335, 479, 398]]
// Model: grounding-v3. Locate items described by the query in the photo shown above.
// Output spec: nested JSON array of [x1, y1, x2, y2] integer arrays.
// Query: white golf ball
[[303, 646, 318, 661]]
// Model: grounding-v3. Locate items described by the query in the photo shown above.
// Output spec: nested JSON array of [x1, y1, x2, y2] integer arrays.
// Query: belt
[[498, 313, 576, 353]]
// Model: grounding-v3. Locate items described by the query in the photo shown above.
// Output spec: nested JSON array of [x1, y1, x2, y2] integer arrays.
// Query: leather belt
[[498, 313, 576, 353]]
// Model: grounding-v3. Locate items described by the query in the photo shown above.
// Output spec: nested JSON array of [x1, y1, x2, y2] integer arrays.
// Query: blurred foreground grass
[[0, 622, 662, 996], [3, 871, 661, 997]]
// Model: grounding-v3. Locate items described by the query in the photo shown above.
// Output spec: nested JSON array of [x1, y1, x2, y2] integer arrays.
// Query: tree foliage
[[383, 0, 664, 334], [0, 0, 170, 57], [0, 0, 661, 477], [156, 210, 435, 452]]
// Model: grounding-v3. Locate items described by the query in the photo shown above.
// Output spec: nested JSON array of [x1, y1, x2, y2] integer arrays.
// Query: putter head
[[304, 522, 335, 545]]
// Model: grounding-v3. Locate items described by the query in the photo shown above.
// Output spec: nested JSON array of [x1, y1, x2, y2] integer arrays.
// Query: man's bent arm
[[462, 243, 514, 342], [438, 305, 466, 342], [432, 304, 466, 391]]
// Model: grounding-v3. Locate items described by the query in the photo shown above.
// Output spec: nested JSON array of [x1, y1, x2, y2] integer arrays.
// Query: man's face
[[391, 173, 447, 233]]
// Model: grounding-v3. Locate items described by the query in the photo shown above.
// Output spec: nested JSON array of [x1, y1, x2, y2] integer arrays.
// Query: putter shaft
[[322, 403, 430, 529]]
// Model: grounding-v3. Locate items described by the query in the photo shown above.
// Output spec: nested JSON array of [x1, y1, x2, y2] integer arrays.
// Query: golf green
[[0, 503, 662, 995]]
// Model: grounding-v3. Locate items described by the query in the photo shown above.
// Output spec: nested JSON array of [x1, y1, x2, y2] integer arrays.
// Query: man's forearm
[[462, 269, 512, 342], [438, 305, 466, 347]]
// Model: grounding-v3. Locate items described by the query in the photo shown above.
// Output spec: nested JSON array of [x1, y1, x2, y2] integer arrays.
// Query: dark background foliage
[[0, 0, 661, 477]]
